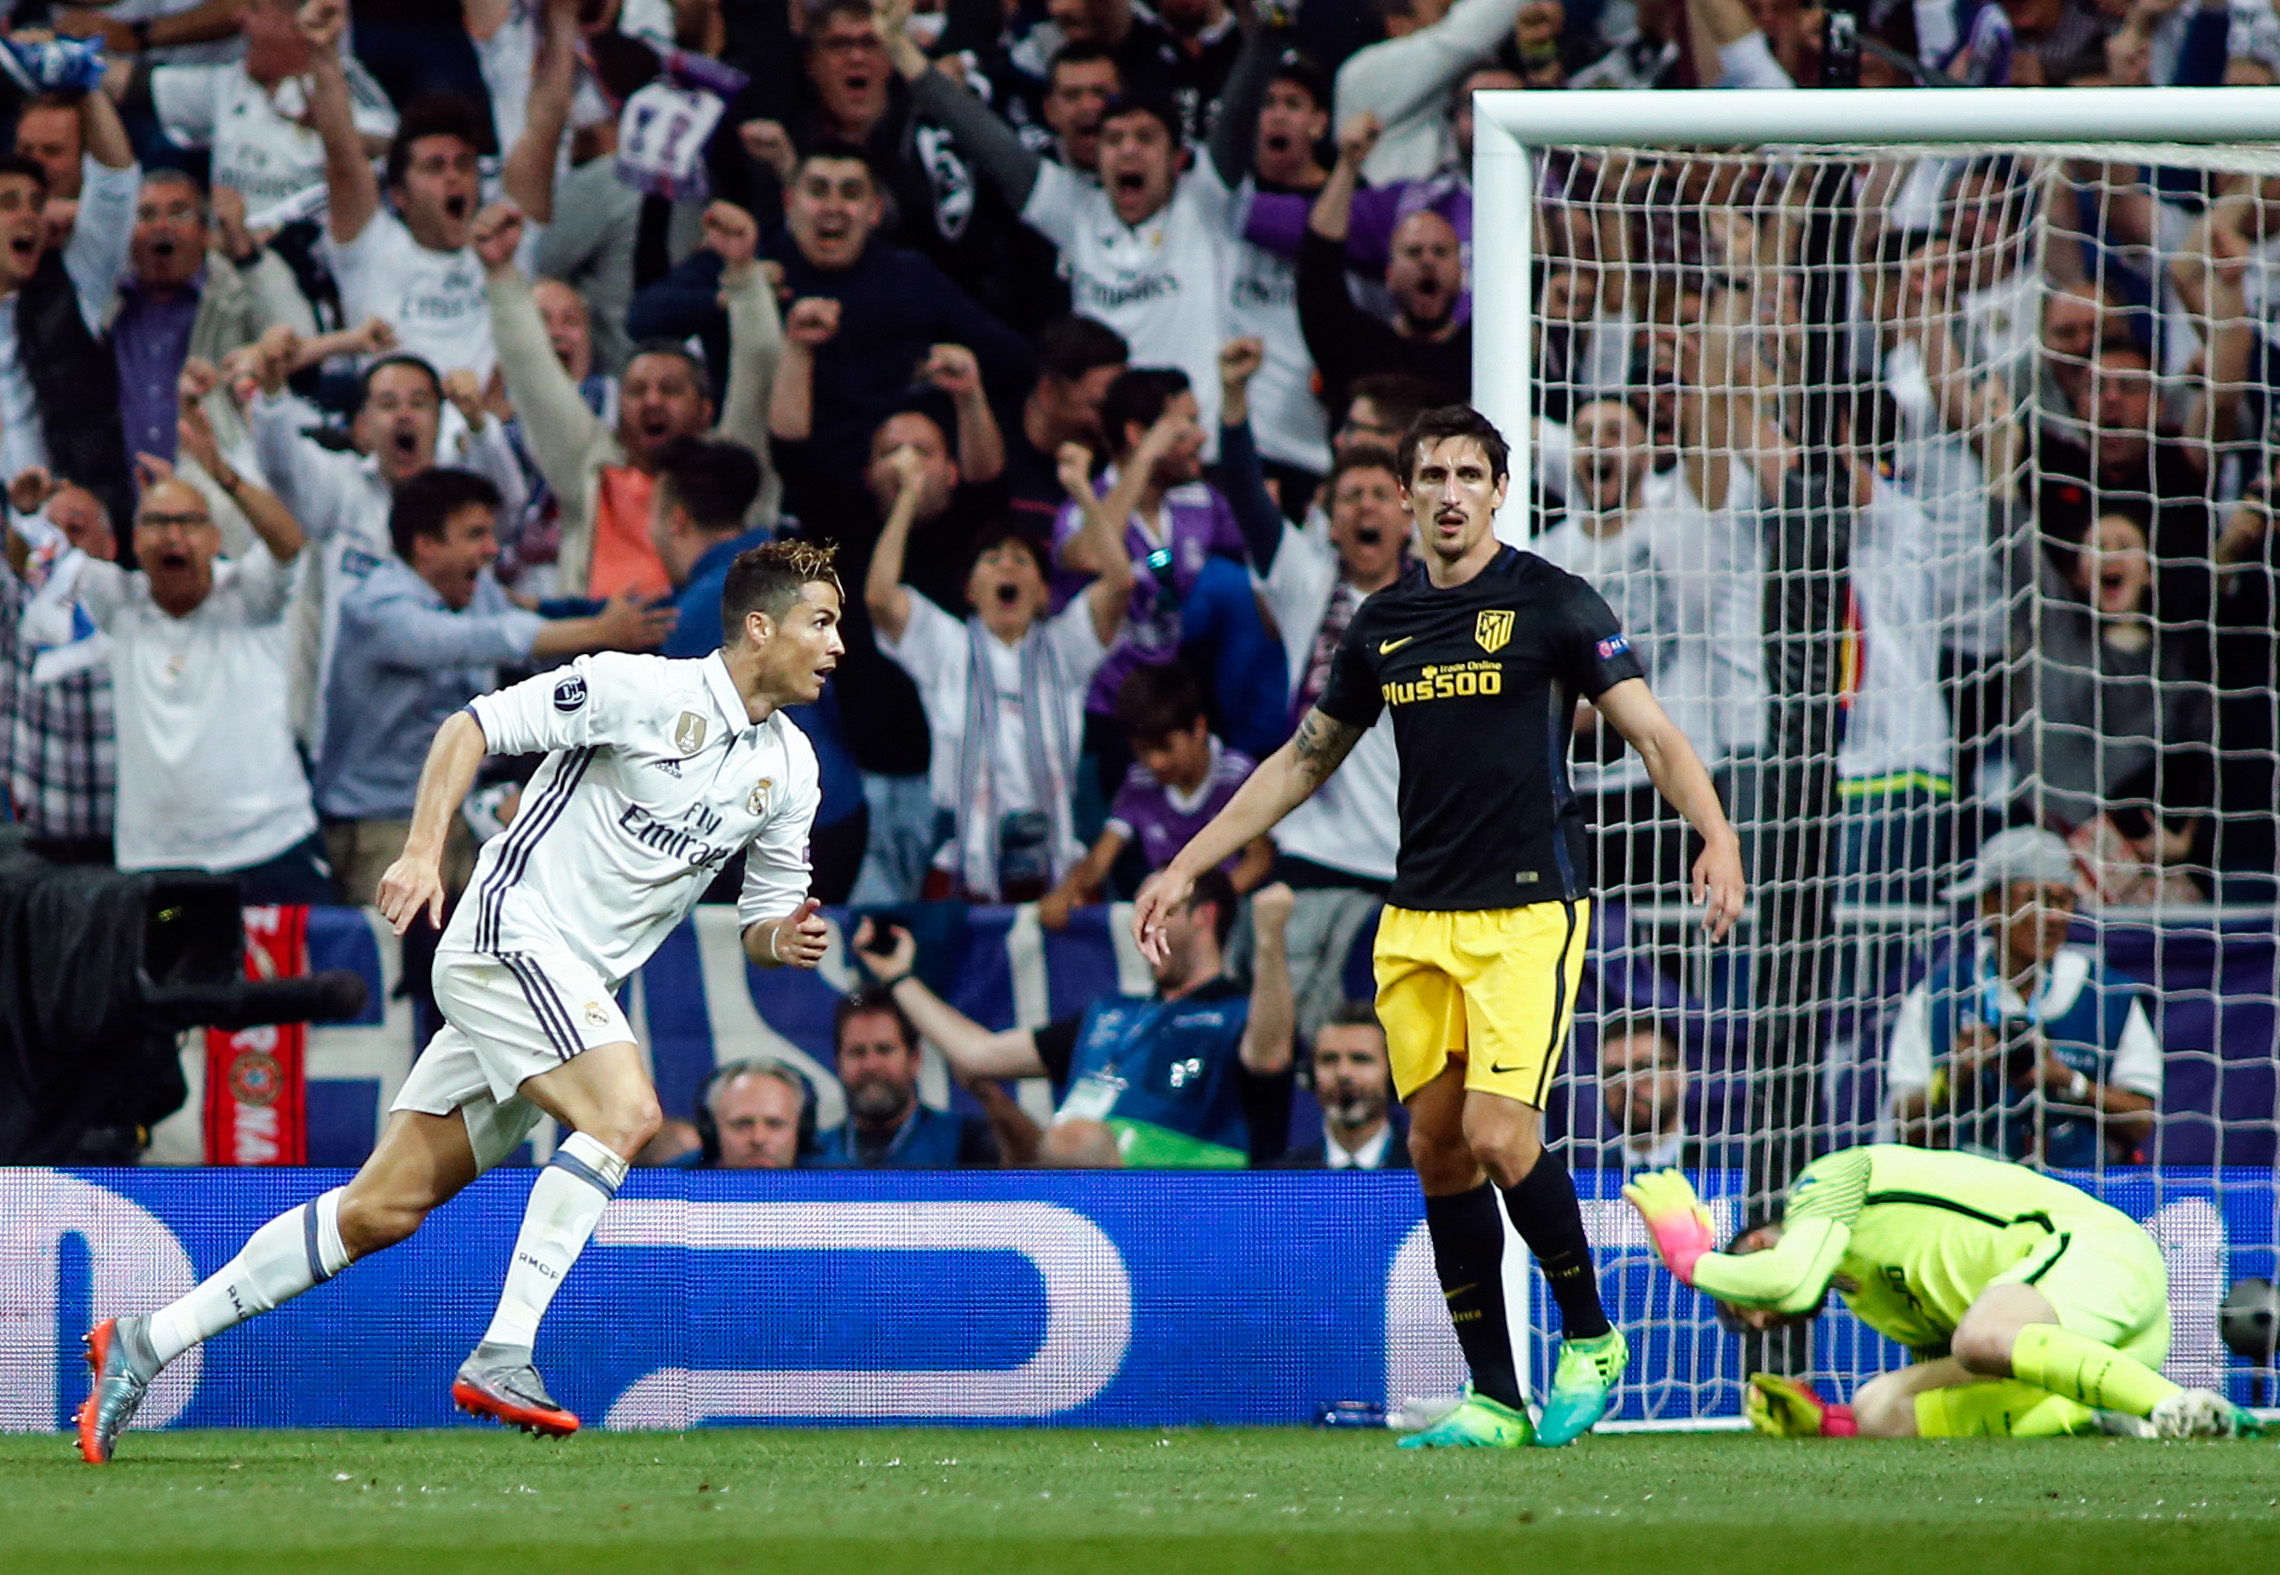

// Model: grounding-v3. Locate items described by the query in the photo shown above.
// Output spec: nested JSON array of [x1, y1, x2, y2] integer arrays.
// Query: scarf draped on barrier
[[202, 904, 309, 1165]]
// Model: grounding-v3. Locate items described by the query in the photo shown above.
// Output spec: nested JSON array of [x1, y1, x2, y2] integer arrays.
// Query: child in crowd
[[1038, 663, 1274, 928]]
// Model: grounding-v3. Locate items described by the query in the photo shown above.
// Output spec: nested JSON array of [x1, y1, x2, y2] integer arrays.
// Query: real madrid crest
[[747, 777, 773, 816], [673, 710, 708, 755]]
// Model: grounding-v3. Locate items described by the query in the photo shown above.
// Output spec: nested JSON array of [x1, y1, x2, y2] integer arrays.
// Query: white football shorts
[[390, 948, 635, 1172]]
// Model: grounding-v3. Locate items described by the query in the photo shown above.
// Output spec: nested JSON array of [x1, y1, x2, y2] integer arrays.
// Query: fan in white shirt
[[1252, 445, 1405, 1035], [1536, 396, 1764, 892], [1227, 65, 1333, 478], [300, 0, 494, 377], [19, 453, 318, 889], [889, 9, 1281, 452], [1862, 232, 2020, 667], [1885, 154, 2039, 390], [146, 0, 398, 231], [1024, 102, 1240, 440], [83, 541, 848, 1462], [1836, 478, 1955, 859], [244, 337, 529, 750], [1535, 400, 1676, 788], [867, 440, 1133, 900]]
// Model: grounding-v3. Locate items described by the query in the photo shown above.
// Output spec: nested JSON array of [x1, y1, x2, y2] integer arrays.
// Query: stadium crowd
[[1, 0, 2275, 1172]]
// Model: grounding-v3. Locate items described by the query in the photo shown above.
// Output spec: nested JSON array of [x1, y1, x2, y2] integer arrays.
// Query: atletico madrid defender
[[78, 542, 843, 1460], [1136, 406, 1746, 1448]]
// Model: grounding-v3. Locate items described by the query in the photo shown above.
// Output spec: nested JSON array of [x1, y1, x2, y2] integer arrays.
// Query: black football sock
[[1422, 1183, 1523, 1409], [1499, 1151, 1612, 1341]]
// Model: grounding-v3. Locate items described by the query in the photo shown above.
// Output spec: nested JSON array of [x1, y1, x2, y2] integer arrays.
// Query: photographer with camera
[[1886, 827, 2161, 1168]]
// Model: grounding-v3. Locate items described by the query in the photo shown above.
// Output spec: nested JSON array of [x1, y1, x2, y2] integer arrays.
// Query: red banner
[[201, 905, 310, 1165]]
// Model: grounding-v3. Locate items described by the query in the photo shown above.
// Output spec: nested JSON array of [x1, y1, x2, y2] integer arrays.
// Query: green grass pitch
[[3, 1428, 2272, 1575]]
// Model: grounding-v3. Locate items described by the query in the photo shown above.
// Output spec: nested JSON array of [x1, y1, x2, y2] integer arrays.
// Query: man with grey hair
[[702, 1059, 815, 1171], [1886, 826, 2162, 1169]]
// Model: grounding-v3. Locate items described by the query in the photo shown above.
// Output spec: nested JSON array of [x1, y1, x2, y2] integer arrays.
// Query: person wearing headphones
[[694, 1057, 820, 1170]]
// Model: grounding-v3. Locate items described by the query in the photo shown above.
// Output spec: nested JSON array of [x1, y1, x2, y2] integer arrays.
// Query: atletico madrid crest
[[1475, 609, 1514, 654]]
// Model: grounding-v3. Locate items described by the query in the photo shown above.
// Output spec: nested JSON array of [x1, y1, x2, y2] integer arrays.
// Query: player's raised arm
[[375, 710, 489, 934], [1592, 678, 1746, 939], [1132, 708, 1362, 962]]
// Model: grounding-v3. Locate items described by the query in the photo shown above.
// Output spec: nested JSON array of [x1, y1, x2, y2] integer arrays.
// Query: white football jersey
[[1021, 161, 1235, 446], [448, 651, 821, 985]]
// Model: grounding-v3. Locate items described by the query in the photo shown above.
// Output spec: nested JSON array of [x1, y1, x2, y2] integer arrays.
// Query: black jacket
[[1270, 1110, 1414, 1170], [19, 249, 132, 534]]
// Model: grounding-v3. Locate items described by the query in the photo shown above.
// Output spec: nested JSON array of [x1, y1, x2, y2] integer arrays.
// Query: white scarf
[[952, 615, 1080, 899]]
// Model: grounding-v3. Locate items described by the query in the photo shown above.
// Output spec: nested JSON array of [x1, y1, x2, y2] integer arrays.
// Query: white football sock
[[147, 1187, 352, 1366], [478, 1132, 626, 1355]]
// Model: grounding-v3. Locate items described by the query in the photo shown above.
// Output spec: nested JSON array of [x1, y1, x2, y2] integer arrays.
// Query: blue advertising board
[[1, 1168, 2267, 1434]]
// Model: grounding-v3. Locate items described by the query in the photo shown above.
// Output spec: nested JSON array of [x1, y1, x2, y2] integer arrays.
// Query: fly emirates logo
[[616, 801, 739, 871]]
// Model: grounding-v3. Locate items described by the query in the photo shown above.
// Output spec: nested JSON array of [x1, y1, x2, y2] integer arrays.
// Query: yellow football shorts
[[1992, 1223, 2172, 1367], [1373, 899, 1589, 1106]]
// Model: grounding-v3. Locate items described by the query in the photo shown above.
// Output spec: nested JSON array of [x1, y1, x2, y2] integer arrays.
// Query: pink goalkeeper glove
[[1622, 1169, 1716, 1286]]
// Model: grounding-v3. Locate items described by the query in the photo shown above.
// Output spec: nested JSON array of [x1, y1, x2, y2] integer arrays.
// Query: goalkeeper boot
[[78, 1316, 164, 1464], [2149, 1388, 2254, 1440], [1534, 1327, 1628, 1447], [1397, 1388, 1534, 1449], [452, 1342, 580, 1437], [1745, 1372, 1854, 1438]]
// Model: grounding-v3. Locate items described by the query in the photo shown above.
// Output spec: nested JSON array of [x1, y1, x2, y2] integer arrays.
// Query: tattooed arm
[[1131, 707, 1364, 961]]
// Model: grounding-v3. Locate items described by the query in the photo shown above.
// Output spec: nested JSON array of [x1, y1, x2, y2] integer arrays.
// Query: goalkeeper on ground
[[1626, 1145, 2259, 1440]]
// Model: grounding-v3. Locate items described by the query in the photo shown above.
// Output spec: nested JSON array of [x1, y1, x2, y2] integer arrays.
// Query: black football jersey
[[1317, 546, 1646, 910]]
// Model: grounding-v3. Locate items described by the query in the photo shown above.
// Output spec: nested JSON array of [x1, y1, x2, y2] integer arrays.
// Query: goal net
[[1472, 91, 2280, 1425]]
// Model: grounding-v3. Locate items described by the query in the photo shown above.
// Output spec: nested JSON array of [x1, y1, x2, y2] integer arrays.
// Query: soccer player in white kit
[[77, 541, 847, 1459]]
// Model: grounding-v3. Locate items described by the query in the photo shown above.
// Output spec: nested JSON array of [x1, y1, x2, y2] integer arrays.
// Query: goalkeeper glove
[[1746, 1373, 1857, 1438], [1622, 1168, 1715, 1286]]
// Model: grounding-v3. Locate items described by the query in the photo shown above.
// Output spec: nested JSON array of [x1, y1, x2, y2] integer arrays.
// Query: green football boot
[[1533, 1327, 1629, 1447], [1397, 1389, 1536, 1449]]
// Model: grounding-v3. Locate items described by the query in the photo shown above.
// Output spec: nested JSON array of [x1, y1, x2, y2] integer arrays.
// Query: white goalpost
[[1474, 87, 2280, 504], [1469, 87, 2280, 1424]]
